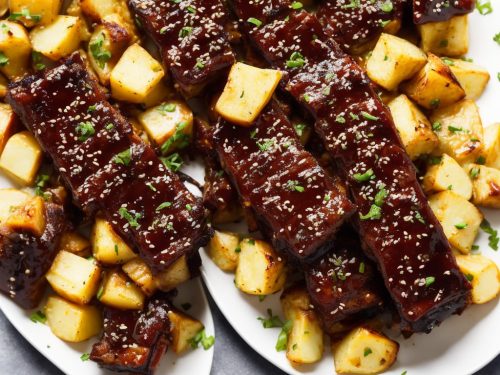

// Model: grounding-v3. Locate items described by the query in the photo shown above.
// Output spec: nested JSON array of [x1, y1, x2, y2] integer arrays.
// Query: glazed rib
[[305, 227, 385, 335], [231, 3, 471, 334], [213, 102, 355, 263], [0, 202, 68, 309], [317, 0, 405, 53], [128, 0, 235, 98], [413, 0, 475, 24], [90, 295, 171, 374], [7, 54, 210, 274]]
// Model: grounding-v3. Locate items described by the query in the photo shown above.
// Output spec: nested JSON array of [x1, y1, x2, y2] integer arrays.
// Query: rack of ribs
[[316, 0, 406, 53], [128, 0, 235, 98], [7, 53, 210, 274], [413, 0, 475, 24], [213, 101, 355, 263], [90, 295, 172, 374], [230, 2, 471, 335], [0, 201, 68, 309]]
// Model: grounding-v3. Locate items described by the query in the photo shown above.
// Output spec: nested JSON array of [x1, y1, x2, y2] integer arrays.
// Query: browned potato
[[5, 196, 45, 236], [418, 15, 469, 57]]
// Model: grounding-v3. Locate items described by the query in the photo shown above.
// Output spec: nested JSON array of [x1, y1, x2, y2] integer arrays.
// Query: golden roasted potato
[[483, 124, 500, 169], [423, 154, 472, 200], [428, 191, 483, 254], [332, 327, 399, 374], [168, 309, 204, 354], [137, 100, 193, 150], [141, 80, 175, 108], [0, 103, 19, 154], [402, 53, 465, 110], [122, 257, 156, 296], [418, 15, 469, 57], [388, 94, 438, 159], [215, 62, 282, 126], [447, 58, 490, 100], [465, 164, 500, 208], [235, 238, 286, 295], [430, 99, 484, 164], [0, 21, 31, 79], [58, 231, 91, 258], [281, 286, 324, 365], [91, 216, 137, 265], [0, 188, 31, 223], [98, 269, 145, 310], [87, 21, 131, 86], [45, 295, 102, 343], [0, 73, 7, 98], [0, 130, 42, 186], [110, 43, 165, 103], [154, 255, 191, 291], [5, 195, 45, 236], [8, 0, 62, 27], [455, 254, 500, 304], [206, 230, 240, 272], [46, 251, 102, 304], [366, 33, 427, 91]]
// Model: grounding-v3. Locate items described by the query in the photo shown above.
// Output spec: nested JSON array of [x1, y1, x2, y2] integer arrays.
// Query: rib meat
[[230, 3, 471, 334], [7, 54, 210, 274], [128, 0, 235, 98], [413, 0, 475, 24]]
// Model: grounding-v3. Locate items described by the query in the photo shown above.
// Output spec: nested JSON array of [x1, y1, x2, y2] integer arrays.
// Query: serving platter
[[200, 8, 500, 375]]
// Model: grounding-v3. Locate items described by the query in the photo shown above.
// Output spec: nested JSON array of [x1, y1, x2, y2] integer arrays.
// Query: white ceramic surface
[[201, 8, 500, 375]]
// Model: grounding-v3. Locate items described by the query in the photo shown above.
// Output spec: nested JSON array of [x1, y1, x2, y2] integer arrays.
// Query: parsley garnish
[[448, 125, 464, 133], [32, 51, 45, 70], [188, 329, 215, 350], [455, 222, 468, 229], [161, 122, 190, 154], [113, 148, 132, 166], [195, 58, 205, 69], [34, 174, 50, 199], [247, 17, 263, 27], [430, 98, 441, 108], [286, 51, 305, 68], [156, 201, 172, 211], [30, 310, 46, 324], [432, 121, 442, 131], [364, 347, 373, 356], [0, 52, 8, 67], [291, 1, 303, 9], [480, 219, 499, 250], [161, 152, 184, 172], [8, 8, 41, 22], [476, 0, 493, 15], [353, 168, 374, 182], [80, 353, 90, 361], [179, 26, 193, 38], [359, 262, 365, 273], [285, 180, 305, 192], [118, 207, 142, 228], [425, 276, 435, 287], [360, 186, 387, 220], [361, 111, 379, 121], [380, 0, 393, 13], [157, 102, 176, 114], [75, 121, 95, 141], [258, 309, 284, 328], [89, 32, 111, 69], [276, 320, 293, 351], [294, 123, 307, 137]]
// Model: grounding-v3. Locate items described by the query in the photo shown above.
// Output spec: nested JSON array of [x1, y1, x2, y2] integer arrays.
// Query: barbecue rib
[[0, 201, 68, 309], [230, 2, 471, 334], [128, 0, 235, 98], [7, 54, 210, 274], [90, 295, 172, 374], [413, 0, 475, 24]]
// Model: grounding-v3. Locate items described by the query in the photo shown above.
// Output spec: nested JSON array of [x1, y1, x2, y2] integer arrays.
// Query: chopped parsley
[[179, 26, 193, 38], [30, 310, 46, 324], [89, 32, 112, 69], [32, 51, 45, 70], [476, 0, 493, 15], [161, 152, 184, 172], [258, 309, 284, 328], [448, 125, 464, 133], [285, 180, 305, 192], [476, 155, 486, 165], [113, 148, 132, 166], [286, 51, 306, 69], [361, 111, 379, 121], [161, 121, 190, 154], [275, 320, 293, 351], [256, 139, 275, 152], [188, 329, 215, 350], [429, 98, 440, 108], [380, 0, 393, 13], [294, 123, 307, 137], [353, 168, 374, 182], [156, 201, 172, 211], [80, 353, 90, 361], [34, 174, 50, 199], [455, 222, 468, 229], [415, 211, 425, 224], [195, 58, 205, 69], [335, 115, 346, 124], [0, 52, 8, 67], [480, 219, 499, 250], [364, 347, 373, 356], [291, 1, 303, 9], [465, 273, 474, 282], [118, 207, 142, 228], [432, 121, 442, 131], [359, 262, 365, 274], [360, 186, 387, 221], [96, 285, 104, 300], [470, 167, 480, 179], [75, 121, 95, 141], [247, 17, 263, 27], [425, 276, 435, 287], [157, 102, 176, 114], [8, 8, 41, 22]]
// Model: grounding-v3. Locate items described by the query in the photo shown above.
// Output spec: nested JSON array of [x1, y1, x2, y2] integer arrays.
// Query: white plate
[[201, 9, 500, 375], [0, 278, 214, 375]]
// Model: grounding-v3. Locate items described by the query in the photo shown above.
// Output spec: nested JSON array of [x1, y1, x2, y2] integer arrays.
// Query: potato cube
[[58, 231, 91, 258], [455, 254, 500, 304], [388, 94, 438, 159], [0, 73, 7, 98], [428, 191, 483, 254], [430, 99, 484, 164], [215, 62, 282, 126], [91, 216, 137, 265], [8, 0, 62, 27], [155, 255, 191, 291], [206, 230, 240, 272], [366, 33, 427, 91], [0, 21, 31, 79], [30, 15, 81, 61], [137, 100, 193, 150], [402, 53, 465, 109], [5, 195, 45, 236], [87, 22, 131, 86], [0, 131, 42, 185], [122, 258, 156, 296], [418, 15, 468, 57], [332, 327, 399, 374], [483, 124, 500, 169], [45, 295, 101, 342], [0, 188, 31, 224], [168, 309, 204, 354], [0, 0, 7, 17], [98, 269, 145, 310], [281, 286, 324, 364], [465, 164, 500, 208], [110, 43, 164, 103], [447, 58, 490, 100], [46, 251, 101, 304], [423, 154, 472, 199], [235, 238, 286, 295], [0, 103, 19, 154]]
